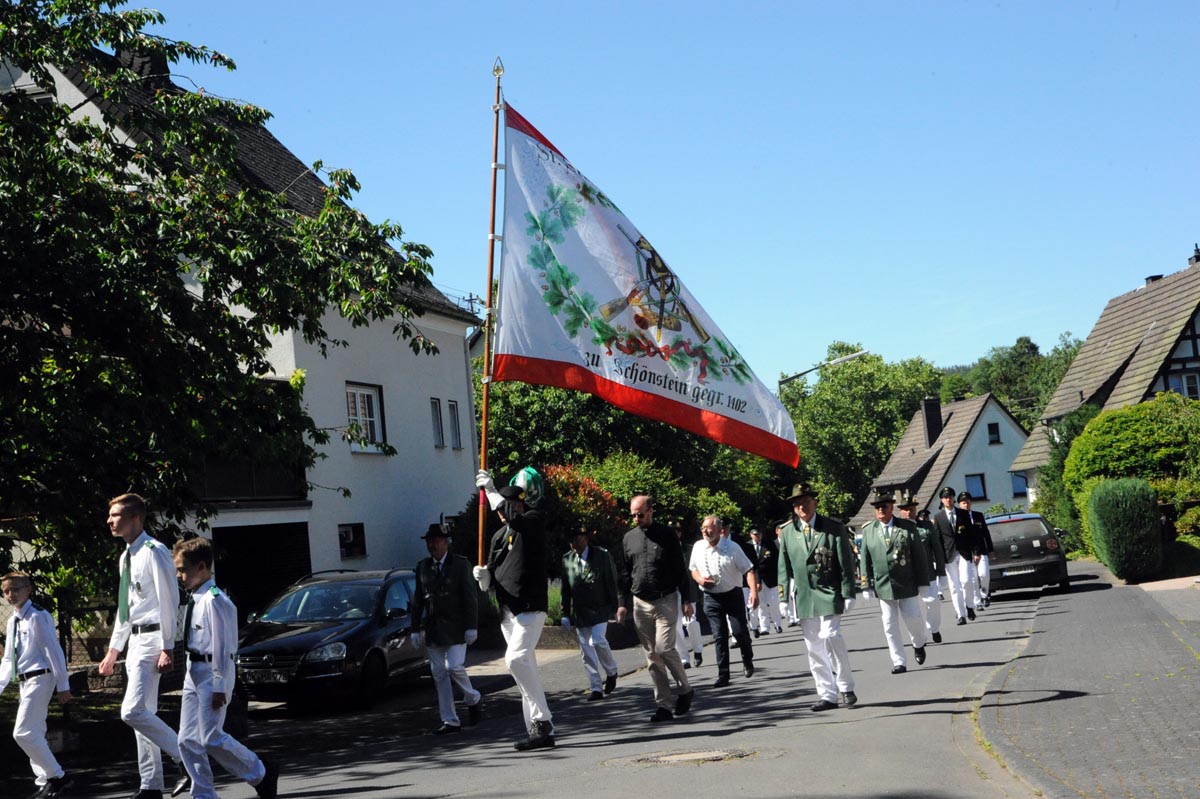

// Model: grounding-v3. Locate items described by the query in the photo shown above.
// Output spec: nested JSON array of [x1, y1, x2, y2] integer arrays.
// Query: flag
[[492, 104, 798, 467]]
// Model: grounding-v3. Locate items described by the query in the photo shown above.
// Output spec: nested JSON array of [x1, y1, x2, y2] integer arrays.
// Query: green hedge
[[1087, 478, 1162, 582]]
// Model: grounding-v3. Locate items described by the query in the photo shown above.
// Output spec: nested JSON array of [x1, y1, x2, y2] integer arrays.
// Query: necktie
[[435, 560, 442, 577], [118, 546, 132, 624], [184, 595, 195, 649], [6, 616, 18, 674]]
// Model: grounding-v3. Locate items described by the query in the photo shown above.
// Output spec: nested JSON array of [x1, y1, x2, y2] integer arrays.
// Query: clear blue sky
[[146, 1, 1200, 385]]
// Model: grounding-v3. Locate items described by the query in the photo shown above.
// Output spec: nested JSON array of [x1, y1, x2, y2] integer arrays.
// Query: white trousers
[[799, 614, 854, 702], [754, 585, 783, 631], [179, 661, 265, 799], [673, 596, 702, 665], [963, 557, 981, 609], [122, 638, 182, 791], [978, 555, 991, 597], [945, 553, 971, 619], [500, 608, 552, 729], [922, 581, 942, 634], [13, 673, 64, 785], [428, 643, 480, 726], [879, 597, 927, 667], [779, 580, 799, 623], [574, 622, 618, 692]]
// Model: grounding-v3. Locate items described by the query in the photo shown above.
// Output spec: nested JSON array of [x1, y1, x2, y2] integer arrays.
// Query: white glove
[[843, 597, 855, 613], [475, 469, 503, 511], [464, 629, 478, 646], [473, 565, 492, 591], [560, 617, 571, 628], [410, 631, 422, 648]]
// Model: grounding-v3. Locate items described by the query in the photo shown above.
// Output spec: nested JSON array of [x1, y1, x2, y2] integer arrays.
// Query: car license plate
[[1003, 567, 1035, 576], [243, 669, 290, 684]]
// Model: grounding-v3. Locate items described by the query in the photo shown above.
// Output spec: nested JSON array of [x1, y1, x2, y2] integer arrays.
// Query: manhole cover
[[608, 748, 758, 767]]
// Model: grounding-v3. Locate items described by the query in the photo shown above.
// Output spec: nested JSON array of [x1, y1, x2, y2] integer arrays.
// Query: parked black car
[[984, 513, 1070, 594], [237, 569, 426, 706]]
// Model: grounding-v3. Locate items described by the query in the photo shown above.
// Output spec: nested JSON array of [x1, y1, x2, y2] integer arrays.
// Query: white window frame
[[346, 383, 385, 453], [431, 398, 445, 448], [447, 400, 462, 450], [1168, 372, 1200, 399]]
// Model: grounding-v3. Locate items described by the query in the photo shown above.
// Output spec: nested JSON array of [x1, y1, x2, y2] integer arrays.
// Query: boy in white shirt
[[173, 537, 279, 799], [1, 571, 72, 799]]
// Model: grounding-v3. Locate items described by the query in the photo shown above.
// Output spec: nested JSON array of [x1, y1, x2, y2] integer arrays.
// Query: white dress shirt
[[108, 531, 179, 654], [184, 578, 239, 696], [0, 600, 70, 694], [689, 538, 754, 593]]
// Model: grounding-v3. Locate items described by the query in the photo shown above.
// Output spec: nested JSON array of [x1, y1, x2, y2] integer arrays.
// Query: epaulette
[[210, 586, 221, 597], [144, 539, 158, 549]]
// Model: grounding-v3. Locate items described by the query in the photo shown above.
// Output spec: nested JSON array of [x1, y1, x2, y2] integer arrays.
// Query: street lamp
[[778, 349, 869, 389]]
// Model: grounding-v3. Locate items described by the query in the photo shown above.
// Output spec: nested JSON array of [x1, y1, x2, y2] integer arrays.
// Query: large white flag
[[493, 104, 798, 466]]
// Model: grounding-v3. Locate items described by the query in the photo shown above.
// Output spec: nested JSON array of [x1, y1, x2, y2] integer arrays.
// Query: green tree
[[780, 342, 941, 519], [2, 3, 435, 612], [1032, 403, 1100, 549]]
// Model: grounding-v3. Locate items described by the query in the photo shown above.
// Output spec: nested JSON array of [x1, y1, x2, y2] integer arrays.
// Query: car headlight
[[304, 642, 348, 662]]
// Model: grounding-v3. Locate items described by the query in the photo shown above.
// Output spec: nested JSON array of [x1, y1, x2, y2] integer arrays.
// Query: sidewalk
[[978, 560, 1200, 799]]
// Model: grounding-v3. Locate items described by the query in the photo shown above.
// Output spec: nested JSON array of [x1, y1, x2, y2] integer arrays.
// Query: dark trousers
[[702, 587, 753, 678]]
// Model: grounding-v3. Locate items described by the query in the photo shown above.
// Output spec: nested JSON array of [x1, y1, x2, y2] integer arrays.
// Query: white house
[[849, 394, 1029, 529]]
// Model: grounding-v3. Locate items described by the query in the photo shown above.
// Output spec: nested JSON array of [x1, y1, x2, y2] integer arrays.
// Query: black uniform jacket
[[487, 507, 548, 614]]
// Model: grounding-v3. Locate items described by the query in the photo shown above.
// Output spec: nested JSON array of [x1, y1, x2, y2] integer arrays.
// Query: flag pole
[[477, 57, 504, 565]]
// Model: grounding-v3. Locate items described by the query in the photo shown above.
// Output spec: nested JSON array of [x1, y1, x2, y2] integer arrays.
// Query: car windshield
[[991, 518, 1052, 542], [259, 582, 378, 622]]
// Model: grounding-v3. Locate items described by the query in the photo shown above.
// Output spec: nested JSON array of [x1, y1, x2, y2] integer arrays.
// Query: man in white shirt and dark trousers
[[97, 493, 190, 799], [1, 571, 72, 799], [173, 537, 278, 799], [689, 516, 759, 688]]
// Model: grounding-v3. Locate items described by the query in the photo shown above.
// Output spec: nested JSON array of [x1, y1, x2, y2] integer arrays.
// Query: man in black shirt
[[474, 471, 554, 751], [616, 495, 694, 723]]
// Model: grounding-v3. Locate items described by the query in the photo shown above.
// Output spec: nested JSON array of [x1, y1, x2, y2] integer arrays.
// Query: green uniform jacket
[[412, 553, 478, 647], [777, 514, 856, 618], [916, 519, 946, 578], [859, 518, 933, 601], [561, 546, 619, 628]]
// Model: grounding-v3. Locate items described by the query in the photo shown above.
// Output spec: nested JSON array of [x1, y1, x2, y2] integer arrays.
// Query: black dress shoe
[[170, 766, 191, 798], [983, 596, 991, 607], [694, 653, 703, 666], [891, 665, 907, 674], [467, 700, 482, 726], [932, 631, 943, 643], [967, 608, 976, 621], [674, 689, 694, 716], [433, 723, 462, 734], [514, 721, 555, 751], [255, 761, 280, 799], [604, 672, 618, 694], [840, 691, 858, 706], [712, 675, 731, 688], [132, 791, 164, 799], [810, 699, 838, 712], [956, 617, 967, 626], [914, 646, 927, 665], [649, 706, 674, 723], [743, 661, 755, 678], [788, 621, 799, 628], [774, 625, 783, 633], [752, 628, 760, 639], [586, 690, 604, 702]]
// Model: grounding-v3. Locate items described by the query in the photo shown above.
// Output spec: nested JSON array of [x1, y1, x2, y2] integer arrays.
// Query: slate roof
[[848, 394, 999, 529], [57, 48, 478, 326], [1010, 262, 1200, 472]]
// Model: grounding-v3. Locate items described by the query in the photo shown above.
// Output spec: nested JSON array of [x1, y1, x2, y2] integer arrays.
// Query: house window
[[987, 422, 1001, 445], [346, 383, 385, 452], [1167, 372, 1200, 399], [965, 474, 987, 501], [431, 398, 445, 448], [1012, 473, 1028, 497], [447, 400, 463, 450], [338, 523, 367, 559]]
